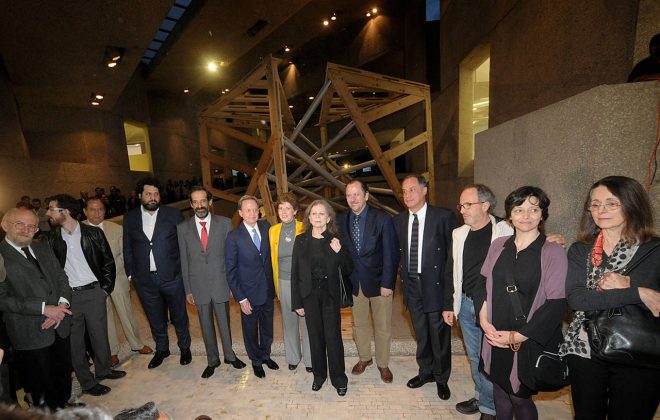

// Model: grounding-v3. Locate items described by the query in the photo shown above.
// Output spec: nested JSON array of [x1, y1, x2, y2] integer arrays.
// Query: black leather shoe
[[288, 364, 298, 371], [312, 382, 323, 391], [456, 398, 479, 415], [437, 383, 451, 400], [406, 375, 434, 388], [264, 358, 279, 370], [148, 350, 170, 369], [83, 383, 111, 396], [201, 363, 220, 378], [96, 369, 126, 380], [253, 365, 266, 378], [336, 387, 347, 396], [224, 357, 247, 369], [306, 367, 313, 373], [479, 414, 496, 420], [180, 348, 192, 365]]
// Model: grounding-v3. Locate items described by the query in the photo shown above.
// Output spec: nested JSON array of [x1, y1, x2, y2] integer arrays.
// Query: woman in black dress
[[477, 186, 567, 420], [291, 199, 353, 396]]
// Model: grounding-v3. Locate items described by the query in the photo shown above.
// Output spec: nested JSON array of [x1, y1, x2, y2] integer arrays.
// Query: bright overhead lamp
[[284, 45, 291, 52], [94, 93, 104, 100], [322, 19, 329, 26], [104, 46, 124, 68], [207, 61, 219, 72], [183, 88, 189, 94], [330, 13, 337, 21], [90, 92, 103, 106]]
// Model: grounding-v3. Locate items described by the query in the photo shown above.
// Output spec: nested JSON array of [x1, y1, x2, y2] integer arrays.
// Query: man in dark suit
[[178, 187, 246, 378], [45, 194, 125, 397], [338, 180, 398, 383], [123, 178, 192, 369], [0, 208, 73, 409], [394, 175, 458, 400], [225, 195, 278, 378]]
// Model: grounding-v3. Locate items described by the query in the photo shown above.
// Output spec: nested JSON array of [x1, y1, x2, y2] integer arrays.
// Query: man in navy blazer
[[338, 180, 398, 383], [394, 175, 458, 401], [123, 178, 191, 369], [225, 195, 278, 378]]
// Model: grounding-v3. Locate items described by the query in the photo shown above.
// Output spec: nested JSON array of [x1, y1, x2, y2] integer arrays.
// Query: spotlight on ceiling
[[322, 19, 329, 26], [104, 46, 124, 68], [284, 45, 291, 52], [183, 88, 189, 94], [207, 61, 219, 72], [367, 7, 378, 17], [330, 13, 337, 21], [308, 96, 314, 100], [372, 7, 378, 14], [89, 92, 103, 106]]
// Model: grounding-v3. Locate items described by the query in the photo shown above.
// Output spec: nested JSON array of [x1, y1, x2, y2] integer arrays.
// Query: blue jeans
[[459, 294, 495, 415]]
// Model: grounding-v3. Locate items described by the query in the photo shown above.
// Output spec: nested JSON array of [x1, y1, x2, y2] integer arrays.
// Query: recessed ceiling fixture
[[207, 61, 218, 72], [366, 7, 379, 17], [284, 45, 291, 52], [183, 88, 189, 94], [104, 46, 124, 68], [308, 96, 314, 100], [322, 19, 329, 26], [89, 92, 103, 106], [331, 13, 337, 21]]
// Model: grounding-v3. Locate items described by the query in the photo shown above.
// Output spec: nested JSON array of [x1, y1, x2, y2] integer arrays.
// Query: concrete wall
[[475, 81, 660, 244], [432, 0, 641, 208]]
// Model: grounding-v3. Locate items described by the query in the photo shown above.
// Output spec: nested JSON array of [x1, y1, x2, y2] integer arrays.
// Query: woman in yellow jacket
[[269, 193, 311, 372]]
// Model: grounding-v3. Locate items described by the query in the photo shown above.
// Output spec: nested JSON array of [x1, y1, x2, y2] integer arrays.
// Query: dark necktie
[[352, 214, 361, 253], [22, 247, 44, 276], [409, 214, 419, 273], [200, 221, 208, 252]]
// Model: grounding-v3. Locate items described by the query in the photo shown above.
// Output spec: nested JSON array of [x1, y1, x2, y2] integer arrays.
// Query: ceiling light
[[284, 45, 291, 52], [183, 88, 189, 94], [366, 12, 371, 17], [94, 93, 104, 100], [90, 100, 100, 106], [322, 19, 329, 26], [104, 46, 124, 68], [331, 13, 337, 21], [289, 105, 293, 109], [372, 7, 378, 14], [308, 96, 314, 100], [89, 92, 104, 106]]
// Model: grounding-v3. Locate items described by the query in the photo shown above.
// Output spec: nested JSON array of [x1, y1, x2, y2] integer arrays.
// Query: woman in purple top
[[477, 186, 567, 420]]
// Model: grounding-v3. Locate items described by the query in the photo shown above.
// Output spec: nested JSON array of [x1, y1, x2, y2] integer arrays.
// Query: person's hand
[[295, 308, 305, 317], [442, 311, 454, 326], [484, 329, 510, 348], [380, 287, 393, 297], [330, 238, 341, 253], [240, 299, 253, 315], [546, 233, 567, 249], [639, 287, 660, 316], [41, 317, 61, 330], [597, 272, 631, 291], [186, 293, 195, 305], [43, 304, 72, 321]]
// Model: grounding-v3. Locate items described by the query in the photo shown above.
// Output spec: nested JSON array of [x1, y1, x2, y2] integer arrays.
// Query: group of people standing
[[0, 173, 658, 419]]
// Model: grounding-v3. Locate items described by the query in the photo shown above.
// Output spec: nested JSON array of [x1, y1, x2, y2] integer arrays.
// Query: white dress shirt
[[141, 206, 159, 271], [195, 213, 212, 238], [407, 202, 428, 274]]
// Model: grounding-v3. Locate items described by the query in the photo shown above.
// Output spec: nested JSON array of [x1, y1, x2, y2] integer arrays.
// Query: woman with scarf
[[560, 176, 660, 419], [477, 186, 567, 420], [268, 193, 311, 372], [291, 199, 353, 396]]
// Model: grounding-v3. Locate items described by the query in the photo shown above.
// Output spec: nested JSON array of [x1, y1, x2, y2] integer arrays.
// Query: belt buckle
[[506, 285, 518, 293]]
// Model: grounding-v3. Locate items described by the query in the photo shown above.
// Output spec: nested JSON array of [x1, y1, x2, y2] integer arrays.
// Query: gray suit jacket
[[0, 239, 71, 350], [177, 215, 232, 305]]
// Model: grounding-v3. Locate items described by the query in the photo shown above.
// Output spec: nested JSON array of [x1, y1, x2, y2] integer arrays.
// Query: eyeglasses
[[589, 202, 621, 212], [47, 207, 64, 213], [456, 202, 483, 211], [11, 221, 39, 233]]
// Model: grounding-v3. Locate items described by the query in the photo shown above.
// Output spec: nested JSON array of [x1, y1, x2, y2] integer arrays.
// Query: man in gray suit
[[177, 186, 246, 378], [0, 208, 72, 409]]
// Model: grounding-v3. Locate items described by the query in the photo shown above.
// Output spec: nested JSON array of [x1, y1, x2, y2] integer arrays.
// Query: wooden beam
[[284, 139, 346, 193], [203, 152, 255, 176], [266, 58, 288, 197], [327, 63, 428, 97], [258, 174, 277, 225], [206, 122, 267, 150], [381, 132, 428, 161], [329, 73, 403, 204], [362, 95, 425, 124]]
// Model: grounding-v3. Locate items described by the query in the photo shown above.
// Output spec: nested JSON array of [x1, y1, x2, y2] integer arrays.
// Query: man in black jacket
[[45, 194, 125, 397]]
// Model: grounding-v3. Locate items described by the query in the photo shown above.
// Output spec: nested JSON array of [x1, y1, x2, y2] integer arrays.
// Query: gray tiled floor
[[76, 287, 586, 419]]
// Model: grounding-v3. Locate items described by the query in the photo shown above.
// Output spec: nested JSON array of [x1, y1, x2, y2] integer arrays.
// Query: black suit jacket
[[394, 204, 458, 313], [123, 206, 184, 283], [0, 240, 71, 350], [45, 223, 116, 293], [338, 206, 399, 297], [291, 230, 353, 310]]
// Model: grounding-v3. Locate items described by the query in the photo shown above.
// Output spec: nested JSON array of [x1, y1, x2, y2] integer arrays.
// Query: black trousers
[[303, 288, 347, 389], [16, 334, 72, 410], [566, 354, 660, 420], [406, 276, 451, 383]]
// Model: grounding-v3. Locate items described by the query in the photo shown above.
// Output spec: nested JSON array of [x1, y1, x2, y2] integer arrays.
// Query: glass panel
[[124, 121, 153, 173]]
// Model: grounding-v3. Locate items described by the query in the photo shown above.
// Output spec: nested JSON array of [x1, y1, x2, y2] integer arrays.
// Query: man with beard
[[44, 194, 125, 397], [123, 178, 191, 369], [0, 208, 72, 409], [177, 186, 246, 378]]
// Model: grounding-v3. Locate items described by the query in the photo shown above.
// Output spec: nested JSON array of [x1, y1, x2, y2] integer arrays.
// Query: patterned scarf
[[559, 231, 638, 358]]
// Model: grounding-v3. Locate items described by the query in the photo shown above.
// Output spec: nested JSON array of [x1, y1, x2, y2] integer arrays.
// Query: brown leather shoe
[[133, 345, 154, 355], [378, 366, 393, 383], [110, 355, 119, 367], [351, 359, 373, 375]]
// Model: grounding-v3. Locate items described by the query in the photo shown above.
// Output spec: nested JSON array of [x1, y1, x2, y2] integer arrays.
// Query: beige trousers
[[351, 288, 392, 368]]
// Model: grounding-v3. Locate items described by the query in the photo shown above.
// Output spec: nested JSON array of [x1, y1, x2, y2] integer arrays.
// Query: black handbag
[[338, 267, 353, 308], [584, 243, 660, 369], [504, 266, 569, 392]]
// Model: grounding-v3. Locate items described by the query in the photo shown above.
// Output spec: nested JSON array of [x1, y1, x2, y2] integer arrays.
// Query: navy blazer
[[123, 206, 184, 283], [394, 204, 458, 313], [338, 206, 399, 297], [225, 219, 275, 307]]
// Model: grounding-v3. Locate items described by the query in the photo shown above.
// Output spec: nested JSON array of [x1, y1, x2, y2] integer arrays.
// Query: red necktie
[[200, 221, 208, 252]]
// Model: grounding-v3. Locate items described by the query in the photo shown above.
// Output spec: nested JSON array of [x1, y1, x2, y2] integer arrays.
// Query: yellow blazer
[[269, 220, 304, 298]]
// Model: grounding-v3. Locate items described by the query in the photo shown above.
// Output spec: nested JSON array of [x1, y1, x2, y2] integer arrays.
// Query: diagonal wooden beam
[[362, 95, 425, 124], [329, 73, 403, 204], [327, 63, 428, 97], [206, 122, 267, 150], [203, 152, 255, 176], [266, 57, 287, 197], [381, 132, 428, 162]]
